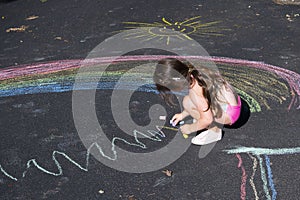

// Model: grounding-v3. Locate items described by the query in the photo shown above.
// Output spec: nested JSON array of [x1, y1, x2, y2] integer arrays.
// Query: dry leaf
[[128, 195, 136, 200], [162, 169, 173, 177], [26, 15, 39, 20], [273, 0, 300, 5], [6, 25, 29, 33]]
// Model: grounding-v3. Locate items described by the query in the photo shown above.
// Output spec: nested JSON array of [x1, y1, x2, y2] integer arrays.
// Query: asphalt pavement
[[0, 0, 299, 199]]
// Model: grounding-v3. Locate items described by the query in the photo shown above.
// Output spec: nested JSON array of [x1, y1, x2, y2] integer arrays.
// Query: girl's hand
[[170, 113, 183, 126], [180, 124, 192, 135]]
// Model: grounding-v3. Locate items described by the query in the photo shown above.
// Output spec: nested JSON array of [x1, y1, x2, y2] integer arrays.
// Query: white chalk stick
[[169, 120, 184, 127], [159, 115, 166, 120]]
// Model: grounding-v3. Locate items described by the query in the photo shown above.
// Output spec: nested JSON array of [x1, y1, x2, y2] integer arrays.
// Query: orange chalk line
[[248, 153, 259, 200]]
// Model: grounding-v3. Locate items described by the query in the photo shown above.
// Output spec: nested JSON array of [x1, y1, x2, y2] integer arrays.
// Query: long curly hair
[[153, 58, 235, 118]]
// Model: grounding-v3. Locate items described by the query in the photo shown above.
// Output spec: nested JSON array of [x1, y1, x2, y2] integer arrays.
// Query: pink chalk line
[[236, 154, 247, 200]]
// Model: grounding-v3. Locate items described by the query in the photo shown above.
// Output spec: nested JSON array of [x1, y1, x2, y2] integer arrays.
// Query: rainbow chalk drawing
[[224, 146, 300, 200], [0, 55, 299, 111]]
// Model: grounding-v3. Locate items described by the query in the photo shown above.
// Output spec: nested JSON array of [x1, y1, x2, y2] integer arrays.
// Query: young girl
[[153, 58, 241, 145]]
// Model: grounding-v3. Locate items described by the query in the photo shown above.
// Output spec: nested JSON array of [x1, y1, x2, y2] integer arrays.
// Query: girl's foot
[[191, 128, 222, 145]]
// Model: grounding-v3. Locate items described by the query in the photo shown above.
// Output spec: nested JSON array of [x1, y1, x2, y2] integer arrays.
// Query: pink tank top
[[226, 96, 242, 125]]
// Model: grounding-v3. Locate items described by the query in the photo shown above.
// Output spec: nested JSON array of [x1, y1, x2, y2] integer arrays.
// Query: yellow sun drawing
[[121, 16, 227, 45]]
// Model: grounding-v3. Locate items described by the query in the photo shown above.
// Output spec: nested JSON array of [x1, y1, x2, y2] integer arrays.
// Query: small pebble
[[98, 190, 104, 194]]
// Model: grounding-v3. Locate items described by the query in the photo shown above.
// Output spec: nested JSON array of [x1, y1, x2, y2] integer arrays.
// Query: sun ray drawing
[[121, 16, 228, 45]]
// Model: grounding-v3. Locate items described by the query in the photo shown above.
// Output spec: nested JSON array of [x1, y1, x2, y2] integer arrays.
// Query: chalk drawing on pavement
[[120, 16, 227, 45], [224, 146, 300, 200], [0, 56, 299, 112], [0, 125, 177, 181]]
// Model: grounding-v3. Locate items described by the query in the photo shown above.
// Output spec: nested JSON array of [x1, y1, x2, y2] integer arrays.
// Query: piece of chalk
[[170, 120, 175, 127], [183, 134, 188, 139], [169, 120, 184, 127], [159, 115, 166, 120]]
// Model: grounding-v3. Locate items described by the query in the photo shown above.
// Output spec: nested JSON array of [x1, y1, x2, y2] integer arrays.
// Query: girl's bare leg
[[182, 96, 223, 145], [183, 96, 220, 130]]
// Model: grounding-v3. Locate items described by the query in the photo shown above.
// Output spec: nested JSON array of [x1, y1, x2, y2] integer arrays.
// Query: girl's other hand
[[180, 124, 191, 135], [170, 113, 183, 126]]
